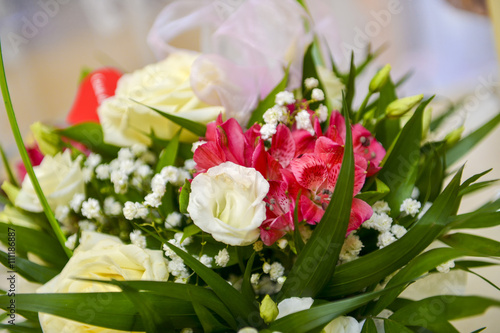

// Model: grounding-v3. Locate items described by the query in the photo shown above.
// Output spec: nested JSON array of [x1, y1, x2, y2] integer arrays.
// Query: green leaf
[[181, 224, 202, 243], [455, 260, 499, 269], [382, 318, 413, 333], [0, 250, 58, 284], [440, 233, 500, 257], [320, 166, 463, 298], [416, 141, 446, 202], [144, 228, 263, 328], [0, 143, 19, 187], [449, 211, 500, 230], [155, 129, 181, 173], [390, 296, 500, 330], [57, 123, 120, 156], [0, 292, 199, 331], [459, 179, 499, 196], [374, 79, 399, 148], [246, 68, 289, 127], [191, 298, 229, 333], [455, 264, 500, 291], [344, 53, 356, 117], [133, 101, 207, 137], [179, 179, 191, 214], [0, 222, 68, 268], [446, 112, 500, 167], [0, 42, 71, 259], [377, 97, 433, 218], [278, 95, 354, 301], [361, 317, 378, 333], [82, 279, 237, 329], [471, 328, 487, 333], [0, 323, 42, 333], [302, 44, 329, 109], [113, 281, 170, 333], [372, 247, 469, 315], [270, 285, 399, 332], [355, 178, 390, 205], [241, 252, 256, 304]]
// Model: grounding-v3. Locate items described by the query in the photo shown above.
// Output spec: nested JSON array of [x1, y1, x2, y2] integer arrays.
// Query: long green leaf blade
[[377, 97, 433, 217], [446, 112, 500, 167], [0, 41, 71, 258], [134, 101, 207, 137], [278, 95, 354, 301], [320, 166, 463, 298], [440, 233, 500, 257], [390, 296, 500, 330]]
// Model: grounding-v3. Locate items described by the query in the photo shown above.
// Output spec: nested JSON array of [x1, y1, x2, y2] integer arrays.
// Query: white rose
[[98, 52, 223, 147], [15, 150, 85, 213], [276, 297, 314, 320], [323, 316, 361, 333], [37, 231, 169, 333], [187, 162, 269, 246]]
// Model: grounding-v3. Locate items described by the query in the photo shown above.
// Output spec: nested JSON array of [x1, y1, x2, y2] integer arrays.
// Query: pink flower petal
[[300, 195, 324, 225], [193, 141, 226, 172], [270, 124, 296, 168], [347, 198, 373, 234], [290, 154, 327, 192]]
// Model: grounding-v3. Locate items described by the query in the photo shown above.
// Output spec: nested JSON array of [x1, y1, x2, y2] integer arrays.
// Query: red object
[[66, 68, 122, 125], [17, 145, 44, 182]]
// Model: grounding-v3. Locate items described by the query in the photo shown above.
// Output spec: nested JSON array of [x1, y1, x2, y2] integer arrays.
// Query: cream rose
[[323, 316, 361, 333], [187, 162, 269, 246], [15, 150, 84, 213], [98, 52, 223, 147], [37, 231, 169, 333]]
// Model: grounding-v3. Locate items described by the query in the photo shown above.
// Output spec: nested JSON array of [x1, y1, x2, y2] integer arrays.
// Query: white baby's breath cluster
[[363, 201, 407, 249], [163, 233, 193, 283], [130, 230, 147, 248], [400, 198, 422, 217], [339, 232, 363, 263], [261, 104, 289, 140]]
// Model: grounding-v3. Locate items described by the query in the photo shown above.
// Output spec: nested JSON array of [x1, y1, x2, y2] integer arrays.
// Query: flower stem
[[0, 42, 72, 258]]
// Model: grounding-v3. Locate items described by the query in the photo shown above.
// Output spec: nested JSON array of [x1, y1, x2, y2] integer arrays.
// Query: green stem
[[355, 92, 373, 123], [0, 42, 72, 258]]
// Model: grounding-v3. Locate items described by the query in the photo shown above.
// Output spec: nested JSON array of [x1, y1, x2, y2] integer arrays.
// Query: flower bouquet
[[1, 1, 500, 332]]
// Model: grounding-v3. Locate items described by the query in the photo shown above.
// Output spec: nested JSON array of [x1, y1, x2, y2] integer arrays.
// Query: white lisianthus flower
[[37, 231, 169, 333], [276, 297, 314, 319], [98, 52, 223, 147], [187, 162, 269, 246], [15, 151, 85, 213], [323, 316, 362, 333]]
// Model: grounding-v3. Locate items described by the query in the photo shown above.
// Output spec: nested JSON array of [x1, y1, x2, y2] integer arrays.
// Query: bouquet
[[1, 1, 500, 332]]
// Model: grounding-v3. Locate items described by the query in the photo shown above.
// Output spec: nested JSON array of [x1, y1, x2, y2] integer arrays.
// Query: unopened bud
[[445, 126, 465, 146], [30, 122, 63, 156], [386, 94, 424, 118], [259, 295, 279, 324], [369, 64, 391, 93]]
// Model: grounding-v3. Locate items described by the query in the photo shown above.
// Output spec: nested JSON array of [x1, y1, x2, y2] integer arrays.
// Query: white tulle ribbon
[[147, 0, 318, 125]]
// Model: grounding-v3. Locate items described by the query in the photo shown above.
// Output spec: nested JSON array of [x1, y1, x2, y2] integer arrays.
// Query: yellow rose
[[98, 52, 223, 147], [37, 231, 169, 333], [15, 150, 84, 213]]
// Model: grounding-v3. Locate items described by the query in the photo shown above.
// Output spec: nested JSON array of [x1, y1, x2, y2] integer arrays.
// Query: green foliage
[[278, 96, 354, 301], [57, 123, 120, 157]]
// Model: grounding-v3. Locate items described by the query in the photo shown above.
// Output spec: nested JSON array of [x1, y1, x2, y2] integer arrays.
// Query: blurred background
[[0, 0, 499, 331]]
